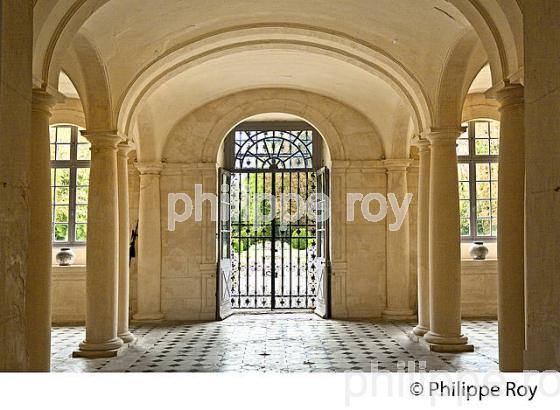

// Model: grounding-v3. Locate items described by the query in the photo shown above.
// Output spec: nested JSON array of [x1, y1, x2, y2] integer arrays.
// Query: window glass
[[457, 163, 471, 236], [234, 127, 314, 170], [458, 120, 500, 240], [456, 124, 469, 156], [50, 125, 90, 245]]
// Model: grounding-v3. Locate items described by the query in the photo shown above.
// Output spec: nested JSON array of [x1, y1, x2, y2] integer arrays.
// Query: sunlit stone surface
[[51, 315, 498, 373]]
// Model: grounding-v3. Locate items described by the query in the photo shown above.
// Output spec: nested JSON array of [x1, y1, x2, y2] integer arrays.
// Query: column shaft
[[25, 90, 56, 371], [117, 143, 136, 343], [413, 139, 431, 336], [133, 163, 164, 321], [423, 129, 473, 352], [0, 0, 33, 372], [383, 160, 414, 319], [74, 132, 124, 358], [496, 84, 525, 371]]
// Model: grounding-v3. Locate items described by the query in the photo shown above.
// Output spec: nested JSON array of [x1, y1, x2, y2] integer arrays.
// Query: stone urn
[[469, 241, 489, 260], [56, 247, 76, 266]]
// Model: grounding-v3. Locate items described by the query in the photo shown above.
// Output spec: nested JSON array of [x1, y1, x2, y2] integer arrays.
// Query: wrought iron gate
[[230, 170, 319, 310], [217, 123, 329, 318]]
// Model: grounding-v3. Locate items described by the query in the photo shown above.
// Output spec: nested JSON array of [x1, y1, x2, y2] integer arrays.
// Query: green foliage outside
[[290, 228, 313, 250], [230, 172, 316, 253]]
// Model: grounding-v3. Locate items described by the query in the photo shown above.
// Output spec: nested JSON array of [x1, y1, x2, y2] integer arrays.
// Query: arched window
[[226, 122, 319, 171], [50, 124, 90, 244], [457, 119, 500, 240]]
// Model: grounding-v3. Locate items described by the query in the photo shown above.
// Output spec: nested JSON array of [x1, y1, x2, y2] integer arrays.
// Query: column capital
[[136, 161, 163, 175], [427, 127, 463, 146], [32, 89, 57, 115], [82, 130, 122, 149], [117, 141, 135, 158], [495, 83, 524, 110], [412, 136, 431, 152], [383, 159, 411, 172]]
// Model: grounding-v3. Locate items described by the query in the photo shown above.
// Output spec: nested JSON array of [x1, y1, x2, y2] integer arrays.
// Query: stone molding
[[495, 83, 524, 111], [427, 127, 464, 145], [117, 141, 134, 157], [411, 135, 431, 152], [82, 130, 122, 150], [32, 89, 57, 115], [383, 159, 412, 172], [136, 161, 164, 175]]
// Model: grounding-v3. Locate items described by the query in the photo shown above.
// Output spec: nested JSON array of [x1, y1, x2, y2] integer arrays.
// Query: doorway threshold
[[230, 309, 315, 315]]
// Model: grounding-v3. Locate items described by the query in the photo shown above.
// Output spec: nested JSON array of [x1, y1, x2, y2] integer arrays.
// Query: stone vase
[[469, 241, 489, 260], [56, 247, 76, 266]]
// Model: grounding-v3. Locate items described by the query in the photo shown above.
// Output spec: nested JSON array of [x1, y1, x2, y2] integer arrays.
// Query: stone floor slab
[[51, 314, 498, 372]]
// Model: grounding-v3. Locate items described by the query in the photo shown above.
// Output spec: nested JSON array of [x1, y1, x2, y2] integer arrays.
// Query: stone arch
[[447, 0, 523, 84], [33, 0, 112, 90], [50, 99, 87, 128], [59, 32, 113, 131], [116, 27, 433, 139], [33, 1, 524, 152], [435, 30, 489, 128], [462, 93, 501, 123], [161, 89, 384, 164], [33, 1, 522, 97]]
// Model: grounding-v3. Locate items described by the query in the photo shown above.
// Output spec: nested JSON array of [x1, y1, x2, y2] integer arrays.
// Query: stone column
[[383, 159, 414, 319], [423, 129, 473, 352], [495, 84, 525, 371], [25, 90, 56, 371], [0, 0, 33, 372], [412, 138, 431, 337], [74, 132, 124, 358], [133, 162, 164, 321], [117, 143, 136, 343], [524, 1, 560, 371]]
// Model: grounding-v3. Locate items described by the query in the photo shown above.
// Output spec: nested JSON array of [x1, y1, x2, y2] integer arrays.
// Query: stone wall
[[51, 266, 86, 324], [461, 260, 498, 317], [51, 158, 499, 323], [159, 164, 217, 320], [333, 162, 388, 317], [47, 86, 499, 323]]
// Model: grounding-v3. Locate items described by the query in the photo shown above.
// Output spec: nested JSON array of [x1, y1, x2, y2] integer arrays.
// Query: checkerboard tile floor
[[51, 314, 498, 372]]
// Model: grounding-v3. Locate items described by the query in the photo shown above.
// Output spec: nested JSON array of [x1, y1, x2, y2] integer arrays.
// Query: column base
[[132, 312, 165, 323], [118, 331, 137, 344], [382, 309, 416, 321], [73, 338, 125, 358], [421, 331, 474, 353]]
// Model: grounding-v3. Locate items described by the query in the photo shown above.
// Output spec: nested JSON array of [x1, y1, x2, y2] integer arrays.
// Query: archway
[[217, 117, 331, 319]]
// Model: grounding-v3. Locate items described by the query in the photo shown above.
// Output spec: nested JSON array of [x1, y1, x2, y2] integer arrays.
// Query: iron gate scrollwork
[[218, 122, 329, 316]]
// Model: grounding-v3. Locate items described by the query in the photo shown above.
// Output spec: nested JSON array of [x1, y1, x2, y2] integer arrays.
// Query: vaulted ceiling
[[34, 0, 523, 158]]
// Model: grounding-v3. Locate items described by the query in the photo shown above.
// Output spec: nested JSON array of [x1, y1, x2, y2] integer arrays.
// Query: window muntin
[[230, 123, 317, 171], [457, 119, 500, 241], [50, 124, 90, 244]]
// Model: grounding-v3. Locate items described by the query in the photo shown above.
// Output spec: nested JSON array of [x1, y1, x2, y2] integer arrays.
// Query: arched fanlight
[[233, 128, 314, 170]]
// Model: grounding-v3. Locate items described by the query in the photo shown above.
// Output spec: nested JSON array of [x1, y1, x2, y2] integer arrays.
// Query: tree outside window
[[50, 124, 90, 245], [457, 119, 500, 241]]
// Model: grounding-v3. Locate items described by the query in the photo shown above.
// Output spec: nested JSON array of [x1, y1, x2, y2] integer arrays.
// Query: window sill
[[461, 259, 498, 275], [52, 265, 86, 280], [461, 258, 497, 262]]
